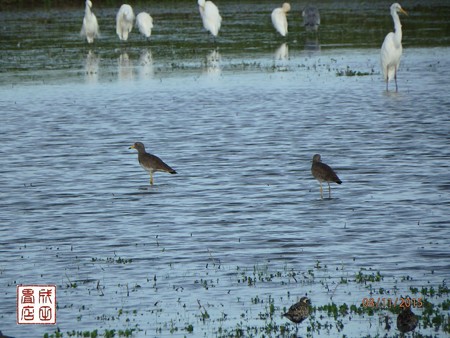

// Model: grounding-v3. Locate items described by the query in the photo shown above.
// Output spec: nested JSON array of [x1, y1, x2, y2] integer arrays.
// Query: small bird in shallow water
[[283, 296, 311, 324], [129, 142, 177, 185], [311, 154, 342, 199], [397, 306, 418, 333]]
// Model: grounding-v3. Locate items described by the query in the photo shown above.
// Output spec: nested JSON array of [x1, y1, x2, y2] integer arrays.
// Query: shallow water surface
[[0, 1, 449, 337]]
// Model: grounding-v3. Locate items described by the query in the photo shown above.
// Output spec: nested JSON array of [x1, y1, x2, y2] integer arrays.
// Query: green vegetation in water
[[43, 328, 137, 338], [91, 256, 132, 265], [336, 66, 376, 77], [43, 257, 450, 338], [0, 0, 175, 10]]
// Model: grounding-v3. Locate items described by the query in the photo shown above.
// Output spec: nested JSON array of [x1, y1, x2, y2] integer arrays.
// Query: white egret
[[198, 0, 222, 38], [271, 3, 291, 37], [136, 12, 154, 39], [80, 0, 99, 44], [116, 4, 135, 41], [380, 3, 408, 92]]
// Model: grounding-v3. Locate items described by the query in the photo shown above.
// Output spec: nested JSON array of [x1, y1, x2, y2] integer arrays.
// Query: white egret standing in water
[[198, 0, 222, 38], [380, 3, 408, 92], [136, 12, 154, 39], [271, 3, 291, 37], [80, 0, 99, 43], [302, 5, 320, 32], [116, 4, 135, 41]]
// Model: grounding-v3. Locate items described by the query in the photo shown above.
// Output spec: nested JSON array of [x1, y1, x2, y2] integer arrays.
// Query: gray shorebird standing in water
[[283, 296, 311, 325], [302, 5, 320, 32], [397, 306, 418, 334], [311, 154, 342, 199], [129, 142, 177, 185]]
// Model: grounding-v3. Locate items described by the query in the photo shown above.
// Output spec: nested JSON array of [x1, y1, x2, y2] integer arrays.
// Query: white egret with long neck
[[380, 3, 408, 92], [80, 0, 99, 43]]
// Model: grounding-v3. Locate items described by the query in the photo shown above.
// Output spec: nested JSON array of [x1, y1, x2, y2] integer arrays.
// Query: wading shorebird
[[135, 12, 154, 39], [198, 0, 222, 38], [311, 154, 342, 199], [271, 3, 291, 37], [129, 142, 177, 185], [380, 3, 408, 92], [302, 5, 320, 32], [116, 4, 135, 41], [283, 296, 311, 325], [397, 306, 418, 334], [80, 0, 99, 43]]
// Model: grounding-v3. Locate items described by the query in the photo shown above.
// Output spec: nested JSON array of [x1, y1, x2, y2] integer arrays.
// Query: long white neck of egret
[[85, 3, 91, 15], [392, 11, 403, 44]]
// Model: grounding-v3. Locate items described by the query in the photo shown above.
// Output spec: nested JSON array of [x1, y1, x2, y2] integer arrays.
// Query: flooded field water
[[0, 1, 449, 337]]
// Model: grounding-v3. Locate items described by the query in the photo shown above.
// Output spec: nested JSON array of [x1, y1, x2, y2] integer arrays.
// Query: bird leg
[[394, 67, 398, 92], [149, 172, 154, 185], [319, 182, 323, 199], [385, 66, 389, 91], [328, 182, 331, 199]]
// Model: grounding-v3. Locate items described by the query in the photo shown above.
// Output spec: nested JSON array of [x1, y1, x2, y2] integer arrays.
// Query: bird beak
[[400, 8, 408, 16], [129, 145, 135, 149]]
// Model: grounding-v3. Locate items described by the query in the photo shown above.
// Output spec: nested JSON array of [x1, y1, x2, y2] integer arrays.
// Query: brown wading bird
[[129, 142, 177, 185], [311, 154, 342, 199], [397, 306, 418, 334], [283, 296, 311, 325]]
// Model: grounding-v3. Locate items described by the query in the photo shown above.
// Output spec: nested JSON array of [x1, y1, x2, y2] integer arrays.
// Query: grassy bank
[[0, 0, 188, 10]]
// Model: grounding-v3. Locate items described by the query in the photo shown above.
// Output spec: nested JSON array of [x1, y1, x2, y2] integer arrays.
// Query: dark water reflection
[[0, 1, 449, 337]]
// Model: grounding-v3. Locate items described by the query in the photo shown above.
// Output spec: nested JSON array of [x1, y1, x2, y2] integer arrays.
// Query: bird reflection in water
[[118, 52, 134, 81], [303, 37, 320, 54], [138, 49, 154, 79], [273, 43, 289, 72], [274, 42, 289, 60], [205, 49, 222, 77], [84, 50, 99, 83]]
